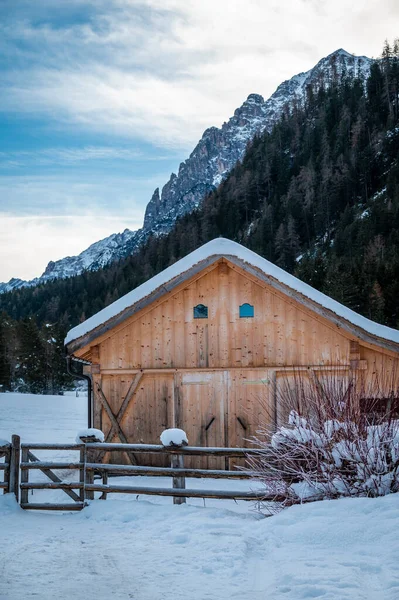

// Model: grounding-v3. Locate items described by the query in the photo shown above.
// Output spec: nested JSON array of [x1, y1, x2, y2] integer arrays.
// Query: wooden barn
[[65, 238, 399, 467]]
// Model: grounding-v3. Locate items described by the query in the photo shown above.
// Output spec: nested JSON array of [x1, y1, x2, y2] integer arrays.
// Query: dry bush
[[248, 366, 399, 514]]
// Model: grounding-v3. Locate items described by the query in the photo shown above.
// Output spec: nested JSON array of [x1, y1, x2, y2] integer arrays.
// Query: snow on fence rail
[[6, 437, 271, 510]]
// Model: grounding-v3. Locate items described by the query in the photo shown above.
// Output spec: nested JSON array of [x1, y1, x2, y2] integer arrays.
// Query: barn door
[[99, 374, 173, 466], [174, 371, 227, 469], [227, 370, 273, 469]]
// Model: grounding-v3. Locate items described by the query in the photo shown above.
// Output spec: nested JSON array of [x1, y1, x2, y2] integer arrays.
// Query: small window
[[194, 304, 208, 319], [239, 303, 254, 318]]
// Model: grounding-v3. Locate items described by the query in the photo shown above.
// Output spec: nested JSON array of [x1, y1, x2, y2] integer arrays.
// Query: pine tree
[[0, 315, 11, 390]]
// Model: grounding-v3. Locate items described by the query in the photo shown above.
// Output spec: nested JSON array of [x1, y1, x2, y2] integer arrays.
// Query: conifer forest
[[1, 40, 399, 393]]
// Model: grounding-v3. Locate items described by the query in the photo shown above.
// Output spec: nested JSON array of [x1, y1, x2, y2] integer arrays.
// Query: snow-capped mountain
[[0, 229, 144, 293], [143, 49, 371, 232], [0, 49, 372, 294], [41, 229, 143, 279]]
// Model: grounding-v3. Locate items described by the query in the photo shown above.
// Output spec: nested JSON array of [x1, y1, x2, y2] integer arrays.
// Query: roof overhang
[[66, 254, 222, 355], [65, 238, 399, 357]]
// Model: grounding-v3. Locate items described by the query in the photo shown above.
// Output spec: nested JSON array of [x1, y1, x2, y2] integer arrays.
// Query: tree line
[[0, 314, 72, 393]]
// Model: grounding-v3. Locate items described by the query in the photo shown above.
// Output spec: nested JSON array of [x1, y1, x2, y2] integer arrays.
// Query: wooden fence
[[0, 437, 273, 510], [20, 442, 85, 511], [83, 443, 267, 505]]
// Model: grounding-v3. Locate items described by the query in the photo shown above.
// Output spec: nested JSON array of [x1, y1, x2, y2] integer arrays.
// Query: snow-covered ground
[[0, 392, 86, 443], [1, 393, 399, 599], [0, 392, 259, 509]]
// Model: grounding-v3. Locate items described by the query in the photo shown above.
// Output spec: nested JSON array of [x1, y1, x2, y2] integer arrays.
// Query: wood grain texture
[[8, 435, 19, 500], [70, 261, 399, 468], [96, 264, 353, 371], [84, 483, 269, 501]]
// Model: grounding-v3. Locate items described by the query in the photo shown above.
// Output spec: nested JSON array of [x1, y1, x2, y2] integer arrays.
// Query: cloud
[[1, 1, 398, 149], [0, 214, 143, 282], [0, 173, 162, 218], [0, 157, 177, 282], [2, 68, 224, 149], [1, 0, 398, 282], [0, 146, 172, 168], [0, 172, 168, 282]]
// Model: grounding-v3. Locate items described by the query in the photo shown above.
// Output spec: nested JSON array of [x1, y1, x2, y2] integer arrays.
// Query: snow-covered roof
[[65, 238, 399, 349]]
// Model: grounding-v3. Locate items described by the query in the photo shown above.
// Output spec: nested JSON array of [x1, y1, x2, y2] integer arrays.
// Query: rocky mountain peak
[[334, 48, 353, 57], [0, 49, 374, 295], [245, 93, 265, 104], [310, 48, 371, 80]]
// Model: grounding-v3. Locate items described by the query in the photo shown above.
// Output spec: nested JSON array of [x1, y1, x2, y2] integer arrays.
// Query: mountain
[[1, 41, 399, 394], [0, 229, 144, 293], [0, 48, 372, 294], [143, 49, 371, 232]]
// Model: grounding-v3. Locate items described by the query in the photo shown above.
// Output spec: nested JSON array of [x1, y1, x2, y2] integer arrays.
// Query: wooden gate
[[6, 437, 268, 510]]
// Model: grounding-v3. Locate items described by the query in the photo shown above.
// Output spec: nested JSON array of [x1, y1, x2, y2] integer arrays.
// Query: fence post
[[100, 471, 108, 500], [9, 435, 21, 502], [1, 442, 10, 495], [79, 446, 85, 503], [84, 443, 94, 501], [20, 447, 29, 506], [171, 453, 186, 505]]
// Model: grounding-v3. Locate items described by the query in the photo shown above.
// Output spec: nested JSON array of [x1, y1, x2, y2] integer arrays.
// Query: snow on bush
[[160, 428, 188, 447], [75, 428, 105, 443], [248, 368, 399, 513]]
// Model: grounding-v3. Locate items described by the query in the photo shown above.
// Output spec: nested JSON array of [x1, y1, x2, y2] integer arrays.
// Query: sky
[[1, 0, 398, 283]]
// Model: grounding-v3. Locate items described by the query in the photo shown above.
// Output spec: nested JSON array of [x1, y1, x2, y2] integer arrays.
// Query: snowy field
[[0, 392, 259, 509], [1, 393, 399, 600], [0, 392, 86, 443]]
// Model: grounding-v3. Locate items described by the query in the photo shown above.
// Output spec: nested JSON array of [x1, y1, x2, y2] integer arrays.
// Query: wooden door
[[227, 369, 274, 468], [175, 369, 274, 470], [175, 371, 227, 469]]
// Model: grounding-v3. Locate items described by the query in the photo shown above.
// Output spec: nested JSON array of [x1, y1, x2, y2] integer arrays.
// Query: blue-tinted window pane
[[194, 304, 208, 319], [239, 303, 254, 318]]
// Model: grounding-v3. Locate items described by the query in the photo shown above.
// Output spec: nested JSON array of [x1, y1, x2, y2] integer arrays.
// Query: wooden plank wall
[[98, 262, 350, 371], [89, 260, 399, 468]]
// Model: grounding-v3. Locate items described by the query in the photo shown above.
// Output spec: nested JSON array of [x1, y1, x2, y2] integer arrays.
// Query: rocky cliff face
[[0, 49, 372, 294], [142, 93, 269, 233], [142, 49, 371, 233]]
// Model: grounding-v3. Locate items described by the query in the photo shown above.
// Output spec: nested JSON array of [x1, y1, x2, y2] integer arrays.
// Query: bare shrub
[[248, 366, 399, 514]]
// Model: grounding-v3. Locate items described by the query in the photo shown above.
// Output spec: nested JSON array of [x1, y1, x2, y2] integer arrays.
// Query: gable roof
[[65, 237, 399, 354]]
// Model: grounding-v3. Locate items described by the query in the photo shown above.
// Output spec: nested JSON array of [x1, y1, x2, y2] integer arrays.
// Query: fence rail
[[85, 463, 256, 479], [84, 442, 265, 457], [82, 442, 266, 505], [84, 483, 269, 501], [3, 436, 268, 510]]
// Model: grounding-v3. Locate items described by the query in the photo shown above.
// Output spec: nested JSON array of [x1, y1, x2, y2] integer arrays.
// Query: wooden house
[[65, 238, 399, 467]]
